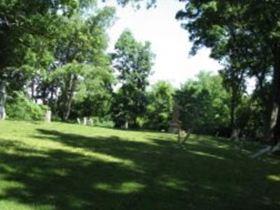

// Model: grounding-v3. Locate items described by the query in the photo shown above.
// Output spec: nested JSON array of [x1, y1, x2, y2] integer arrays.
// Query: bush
[[91, 116, 115, 128], [6, 91, 48, 121]]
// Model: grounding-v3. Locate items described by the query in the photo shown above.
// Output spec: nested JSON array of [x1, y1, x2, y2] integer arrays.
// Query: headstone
[[0, 82, 7, 120], [83, 117, 87, 125], [88, 118, 93, 126], [121, 120, 129, 129], [45, 110, 52, 123], [124, 121, 128, 129], [77, 118, 81, 124], [0, 106, 6, 120]]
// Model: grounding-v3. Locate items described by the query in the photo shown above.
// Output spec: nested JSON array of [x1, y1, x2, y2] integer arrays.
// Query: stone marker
[[83, 117, 87, 125], [0, 106, 6, 120], [88, 118, 93, 126], [0, 82, 6, 120], [45, 110, 52, 123]]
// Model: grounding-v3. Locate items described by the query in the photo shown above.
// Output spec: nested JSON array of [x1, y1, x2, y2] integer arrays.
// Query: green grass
[[0, 121, 279, 210]]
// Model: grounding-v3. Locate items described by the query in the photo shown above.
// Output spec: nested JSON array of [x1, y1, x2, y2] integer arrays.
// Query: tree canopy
[[111, 30, 154, 128], [176, 0, 280, 143]]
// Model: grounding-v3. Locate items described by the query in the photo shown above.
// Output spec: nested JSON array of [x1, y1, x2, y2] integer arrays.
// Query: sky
[[99, 0, 223, 87]]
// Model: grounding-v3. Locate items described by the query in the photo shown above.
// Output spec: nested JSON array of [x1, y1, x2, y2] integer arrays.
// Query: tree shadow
[[0, 129, 279, 210]]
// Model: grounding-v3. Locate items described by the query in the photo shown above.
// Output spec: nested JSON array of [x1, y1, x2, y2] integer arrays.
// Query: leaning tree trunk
[[268, 44, 280, 144]]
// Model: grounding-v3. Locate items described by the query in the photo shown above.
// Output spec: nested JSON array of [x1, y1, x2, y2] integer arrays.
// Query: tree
[[72, 65, 114, 119], [112, 30, 154, 128], [0, 0, 81, 86], [48, 7, 115, 120], [0, 0, 97, 117], [220, 65, 246, 139], [175, 72, 230, 136], [104, 0, 156, 8], [145, 81, 174, 130], [176, 0, 280, 143]]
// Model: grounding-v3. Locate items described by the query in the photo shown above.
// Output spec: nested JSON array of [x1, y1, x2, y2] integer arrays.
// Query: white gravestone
[[45, 110, 52, 123]]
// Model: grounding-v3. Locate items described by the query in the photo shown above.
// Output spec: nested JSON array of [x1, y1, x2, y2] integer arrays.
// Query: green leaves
[[176, 0, 280, 140], [112, 30, 154, 128], [175, 72, 230, 135], [145, 81, 174, 130]]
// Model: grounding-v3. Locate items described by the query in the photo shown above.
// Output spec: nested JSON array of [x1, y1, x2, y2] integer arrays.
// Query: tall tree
[[176, 0, 280, 143], [112, 30, 154, 128], [145, 81, 174, 130], [175, 72, 230, 136], [49, 7, 115, 120], [0, 0, 95, 115]]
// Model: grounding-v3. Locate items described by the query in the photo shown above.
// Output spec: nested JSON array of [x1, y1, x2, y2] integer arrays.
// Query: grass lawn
[[0, 121, 279, 210]]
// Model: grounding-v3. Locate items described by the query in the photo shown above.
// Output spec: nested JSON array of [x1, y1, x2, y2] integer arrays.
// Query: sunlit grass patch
[[0, 200, 55, 210], [95, 182, 145, 194], [267, 175, 280, 182]]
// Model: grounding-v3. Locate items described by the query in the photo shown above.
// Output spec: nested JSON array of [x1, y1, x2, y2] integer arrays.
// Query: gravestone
[[0, 82, 7, 120], [0, 106, 6, 120], [124, 121, 129, 129], [45, 110, 52, 123], [83, 117, 87, 125], [87, 118, 93, 126]]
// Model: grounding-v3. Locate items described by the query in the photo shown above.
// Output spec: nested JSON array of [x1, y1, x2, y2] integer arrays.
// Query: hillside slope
[[0, 121, 279, 210]]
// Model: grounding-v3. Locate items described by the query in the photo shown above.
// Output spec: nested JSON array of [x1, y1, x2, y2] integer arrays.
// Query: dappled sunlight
[[0, 121, 279, 209], [0, 140, 50, 158], [30, 133, 138, 168], [59, 146, 136, 167], [189, 151, 225, 160], [95, 182, 145, 194], [158, 176, 188, 192], [0, 179, 25, 195], [267, 175, 280, 182], [0, 200, 54, 210]]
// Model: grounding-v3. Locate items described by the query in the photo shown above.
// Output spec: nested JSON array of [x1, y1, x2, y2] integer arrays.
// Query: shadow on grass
[[0, 129, 279, 210]]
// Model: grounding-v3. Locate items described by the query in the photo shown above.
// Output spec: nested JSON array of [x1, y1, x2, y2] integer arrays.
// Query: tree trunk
[[31, 79, 36, 102], [230, 89, 236, 131], [268, 44, 280, 144], [230, 86, 239, 140], [62, 74, 77, 121]]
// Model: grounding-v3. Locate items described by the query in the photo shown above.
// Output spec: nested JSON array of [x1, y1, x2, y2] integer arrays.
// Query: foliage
[[0, 0, 115, 121], [45, 7, 115, 121], [108, 0, 157, 9], [6, 92, 48, 121], [112, 30, 154, 128], [72, 65, 114, 119], [145, 81, 174, 130], [176, 0, 280, 142], [175, 72, 230, 136], [0, 0, 88, 93], [90, 116, 115, 128]]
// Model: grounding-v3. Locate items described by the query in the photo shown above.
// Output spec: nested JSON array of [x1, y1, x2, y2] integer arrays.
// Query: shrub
[[91, 116, 115, 128], [6, 91, 48, 121]]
